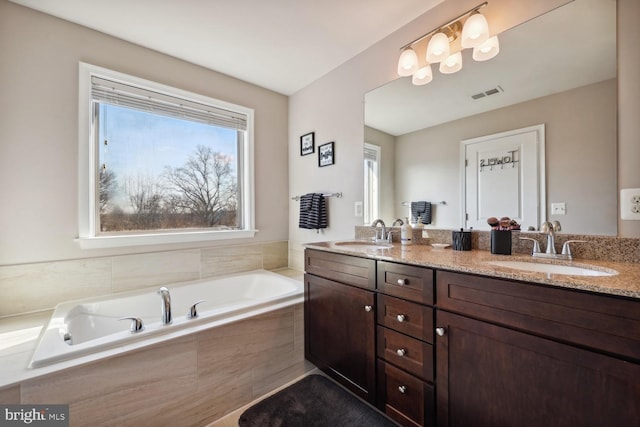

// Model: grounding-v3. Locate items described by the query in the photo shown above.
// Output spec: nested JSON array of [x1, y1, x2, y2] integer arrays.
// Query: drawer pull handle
[[398, 385, 407, 394], [397, 278, 407, 286], [364, 305, 373, 312], [396, 348, 406, 357], [396, 314, 406, 322], [436, 327, 446, 337]]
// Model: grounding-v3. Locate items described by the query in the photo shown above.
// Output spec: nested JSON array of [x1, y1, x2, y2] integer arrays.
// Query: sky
[[98, 103, 238, 211]]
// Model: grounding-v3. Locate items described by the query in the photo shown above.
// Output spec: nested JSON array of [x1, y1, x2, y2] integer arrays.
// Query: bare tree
[[163, 145, 237, 227], [124, 173, 165, 229], [99, 168, 118, 213]]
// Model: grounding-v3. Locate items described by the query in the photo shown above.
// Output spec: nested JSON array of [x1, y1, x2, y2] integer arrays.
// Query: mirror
[[364, 0, 617, 235]]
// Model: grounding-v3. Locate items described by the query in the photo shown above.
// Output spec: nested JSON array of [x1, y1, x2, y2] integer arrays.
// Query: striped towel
[[298, 193, 328, 230], [411, 201, 432, 225]]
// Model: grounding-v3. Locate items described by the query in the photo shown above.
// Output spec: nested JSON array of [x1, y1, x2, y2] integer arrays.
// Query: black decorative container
[[491, 230, 512, 255], [452, 229, 472, 251]]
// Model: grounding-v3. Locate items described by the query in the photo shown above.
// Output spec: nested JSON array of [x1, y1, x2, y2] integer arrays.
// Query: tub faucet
[[159, 286, 172, 325]]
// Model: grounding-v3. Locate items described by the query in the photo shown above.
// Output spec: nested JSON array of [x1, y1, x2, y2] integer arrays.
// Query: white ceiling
[[365, 0, 617, 136], [9, 0, 445, 95]]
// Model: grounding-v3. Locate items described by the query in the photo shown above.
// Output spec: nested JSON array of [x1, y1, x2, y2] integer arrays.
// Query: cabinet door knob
[[435, 327, 446, 336], [396, 314, 406, 322], [364, 305, 373, 312], [396, 348, 406, 357], [397, 278, 407, 286], [398, 385, 407, 394]]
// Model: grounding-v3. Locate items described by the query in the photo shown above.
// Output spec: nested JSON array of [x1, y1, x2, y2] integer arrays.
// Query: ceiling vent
[[471, 85, 503, 100]]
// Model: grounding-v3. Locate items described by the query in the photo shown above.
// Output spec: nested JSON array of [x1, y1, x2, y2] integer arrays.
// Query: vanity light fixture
[[396, 2, 499, 85]]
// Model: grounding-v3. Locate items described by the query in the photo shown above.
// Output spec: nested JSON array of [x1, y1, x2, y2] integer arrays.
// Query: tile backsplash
[[355, 226, 640, 264], [0, 241, 289, 318]]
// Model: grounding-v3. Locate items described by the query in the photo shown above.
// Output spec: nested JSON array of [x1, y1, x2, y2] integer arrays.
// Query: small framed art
[[300, 132, 315, 156], [318, 141, 335, 167]]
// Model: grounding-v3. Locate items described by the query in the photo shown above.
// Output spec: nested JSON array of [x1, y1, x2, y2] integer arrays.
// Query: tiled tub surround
[[2, 301, 310, 426], [310, 239, 640, 299], [0, 242, 307, 425], [355, 226, 640, 264]]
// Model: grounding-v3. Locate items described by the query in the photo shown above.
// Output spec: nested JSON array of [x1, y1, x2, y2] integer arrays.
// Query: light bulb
[[412, 65, 433, 86], [473, 36, 499, 61], [462, 13, 490, 48], [439, 52, 462, 74], [397, 48, 419, 76], [426, 32, 450, 63]]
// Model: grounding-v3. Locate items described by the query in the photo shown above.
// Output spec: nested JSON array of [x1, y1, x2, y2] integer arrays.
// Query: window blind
[[91, 76, 247, 131]]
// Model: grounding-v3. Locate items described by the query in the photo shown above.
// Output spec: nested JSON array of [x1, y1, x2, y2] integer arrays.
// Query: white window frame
[[363, 143, 381, 225], [77, 62, 256, 249]]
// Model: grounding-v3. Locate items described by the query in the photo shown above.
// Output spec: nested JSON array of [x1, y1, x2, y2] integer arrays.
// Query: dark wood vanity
[[304, 248, 640, 427]]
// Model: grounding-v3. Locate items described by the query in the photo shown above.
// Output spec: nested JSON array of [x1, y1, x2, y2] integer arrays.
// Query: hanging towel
[[298, 193, 328, 230], [411, 201, 432, 225]]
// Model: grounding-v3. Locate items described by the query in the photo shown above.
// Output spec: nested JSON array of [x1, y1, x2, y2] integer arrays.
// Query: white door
[[462, 125, 545, 231]]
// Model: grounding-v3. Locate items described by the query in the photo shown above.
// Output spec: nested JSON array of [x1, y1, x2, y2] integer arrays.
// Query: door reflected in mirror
[[363, 0, 617, 236]]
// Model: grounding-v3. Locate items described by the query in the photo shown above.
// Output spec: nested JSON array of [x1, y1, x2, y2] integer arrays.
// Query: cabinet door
[[304, 273, 376, 402], [436, 310, 640, 427]]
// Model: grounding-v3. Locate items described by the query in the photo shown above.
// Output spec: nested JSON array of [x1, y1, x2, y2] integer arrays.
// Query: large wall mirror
[[364, 0, 617, 235]]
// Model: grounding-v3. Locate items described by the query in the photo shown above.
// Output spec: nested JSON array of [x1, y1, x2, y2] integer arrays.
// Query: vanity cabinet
[[304, 249, 377, 403], [435, 271, 640, 427], [304, 248, 640, 427], [376, 262, 436, 426]]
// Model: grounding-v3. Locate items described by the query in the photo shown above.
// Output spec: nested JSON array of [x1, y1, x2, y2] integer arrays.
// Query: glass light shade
[[426, 32, 450, 63], [412, 65, 433, 85], [439, 52, 462, 74], [461, 13, 490, 48], [473, 36, 500, 61], [397, 48, 419, 76]]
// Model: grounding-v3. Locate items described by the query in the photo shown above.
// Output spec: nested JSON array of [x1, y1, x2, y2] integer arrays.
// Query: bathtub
[[30, 270, 303, 368]]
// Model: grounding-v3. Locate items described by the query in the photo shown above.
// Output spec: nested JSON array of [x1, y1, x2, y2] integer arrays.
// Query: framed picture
[[300, 132, 315, 156], [318, 141, 335, 167]]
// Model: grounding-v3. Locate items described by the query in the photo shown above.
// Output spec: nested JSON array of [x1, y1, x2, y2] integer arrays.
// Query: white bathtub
[[30, 270, 303, 368]]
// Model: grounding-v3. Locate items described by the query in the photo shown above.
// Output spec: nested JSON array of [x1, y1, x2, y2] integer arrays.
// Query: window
[[78, 63, 255, 248], [363, 143, 380, 225]]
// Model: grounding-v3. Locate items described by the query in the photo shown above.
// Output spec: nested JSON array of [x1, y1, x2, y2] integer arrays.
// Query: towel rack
[[292, 192, 342, 201], [401, 200, 446, 206]]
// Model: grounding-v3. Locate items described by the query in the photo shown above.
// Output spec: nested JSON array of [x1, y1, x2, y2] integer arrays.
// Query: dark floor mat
[[238, 374, 397, 426]]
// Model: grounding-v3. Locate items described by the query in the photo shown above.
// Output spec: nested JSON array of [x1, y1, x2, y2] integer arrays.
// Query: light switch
[[551, 202, 566, 215], [354, 201, 363, 217]]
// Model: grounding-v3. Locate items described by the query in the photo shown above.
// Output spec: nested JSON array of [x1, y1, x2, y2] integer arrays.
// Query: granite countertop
[[305, 241, 640, 300]]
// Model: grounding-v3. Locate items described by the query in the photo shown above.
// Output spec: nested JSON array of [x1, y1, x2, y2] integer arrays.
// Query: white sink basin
[[488, 261, 617, 277], [333, 241, 392, 250]]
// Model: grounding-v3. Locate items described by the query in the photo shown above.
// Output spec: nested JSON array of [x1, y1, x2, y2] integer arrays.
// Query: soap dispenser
[[401, 217, 413, 245]]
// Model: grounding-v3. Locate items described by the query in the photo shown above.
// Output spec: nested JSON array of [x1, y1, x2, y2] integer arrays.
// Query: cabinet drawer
[[377, 261, 434, 304], [437, 270, 640, 361], [377, 326, 433, 382], [304, 249, 375, 290], [378, 361, 434, 427], [377, 294, 433, 343]]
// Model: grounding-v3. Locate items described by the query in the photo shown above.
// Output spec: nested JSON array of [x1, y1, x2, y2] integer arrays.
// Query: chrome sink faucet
[[520, 221, 588, 260], [371, 219, 387, 242], [159, 286, 172, 325], [541, 221, 560, 255]]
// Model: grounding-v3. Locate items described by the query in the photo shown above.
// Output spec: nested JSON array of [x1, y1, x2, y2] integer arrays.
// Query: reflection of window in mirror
[[364, 143, 380, 225]]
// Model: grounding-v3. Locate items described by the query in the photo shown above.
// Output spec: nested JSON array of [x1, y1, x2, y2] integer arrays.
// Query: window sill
[[76, 229, 258, 249]]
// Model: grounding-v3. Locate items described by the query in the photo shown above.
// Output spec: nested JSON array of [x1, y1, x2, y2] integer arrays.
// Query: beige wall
[[393, 79, 617, 235], [0, 0, 289, 266], [288, 0, 577, 267]]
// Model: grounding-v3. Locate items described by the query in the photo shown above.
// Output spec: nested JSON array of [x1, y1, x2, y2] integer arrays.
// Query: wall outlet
[[620, 188, 640, 220], [551, 202, 566, 215], [354, 201, 363, 217]]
